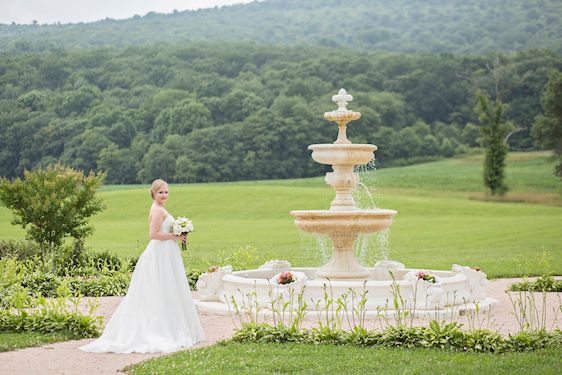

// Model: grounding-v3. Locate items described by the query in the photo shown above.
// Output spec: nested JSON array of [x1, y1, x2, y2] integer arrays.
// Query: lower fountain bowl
[[194, 261, 496, 319]]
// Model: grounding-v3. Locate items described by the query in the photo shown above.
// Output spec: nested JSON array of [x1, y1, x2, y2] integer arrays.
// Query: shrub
[[21, 273, 62, 298], [67, 273, 130, 297], [21, 272, 131, 298], [0, 164, 105, 263], [55, 248, 132, 276], [0, 240, 42, 260], [510, 275, 562, 292]]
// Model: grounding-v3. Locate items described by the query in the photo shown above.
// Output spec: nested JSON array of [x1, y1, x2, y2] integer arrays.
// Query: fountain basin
[[309, 144, 377, 166], [195, 262, 496, 319]]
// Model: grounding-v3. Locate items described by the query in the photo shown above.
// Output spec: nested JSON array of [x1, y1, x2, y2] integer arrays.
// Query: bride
[[80, 179, 205, 353]]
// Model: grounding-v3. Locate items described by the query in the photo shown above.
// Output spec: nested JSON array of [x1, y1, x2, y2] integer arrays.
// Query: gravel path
[[0, 279, 560, 375]]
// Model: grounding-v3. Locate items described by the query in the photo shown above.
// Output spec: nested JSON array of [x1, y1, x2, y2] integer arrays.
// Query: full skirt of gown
[[79, 231, 205, 353]]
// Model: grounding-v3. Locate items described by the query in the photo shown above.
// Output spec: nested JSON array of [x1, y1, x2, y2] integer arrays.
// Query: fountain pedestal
[[317, 232, 368, 279]]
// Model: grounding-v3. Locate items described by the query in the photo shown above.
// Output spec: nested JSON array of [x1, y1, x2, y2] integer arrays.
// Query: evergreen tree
[[475, 93, 514, 196]]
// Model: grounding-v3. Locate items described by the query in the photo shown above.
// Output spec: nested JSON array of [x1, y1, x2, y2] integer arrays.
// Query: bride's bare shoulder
[[149, 205, 167, 221]]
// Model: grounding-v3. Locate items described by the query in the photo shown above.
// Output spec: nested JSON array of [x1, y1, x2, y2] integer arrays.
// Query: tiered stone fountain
[[290, 89, 396, 280], [195, 89, 496, 318]]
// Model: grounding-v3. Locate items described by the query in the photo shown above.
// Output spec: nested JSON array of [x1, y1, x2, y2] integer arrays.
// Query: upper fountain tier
[[309, 89, 381, 211]]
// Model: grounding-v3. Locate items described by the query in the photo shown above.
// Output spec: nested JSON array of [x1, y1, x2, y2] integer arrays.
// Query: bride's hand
[[178, 233, 187, 244]]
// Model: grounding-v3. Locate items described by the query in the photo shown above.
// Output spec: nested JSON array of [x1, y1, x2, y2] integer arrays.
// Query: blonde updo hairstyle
[[150, 179, 168, 200]]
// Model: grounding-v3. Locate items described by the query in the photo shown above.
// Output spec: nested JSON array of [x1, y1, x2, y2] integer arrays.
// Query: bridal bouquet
[[173, 217, 194, 250]]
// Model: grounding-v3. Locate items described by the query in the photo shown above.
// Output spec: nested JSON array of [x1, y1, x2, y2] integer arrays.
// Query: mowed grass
[[0, 331, 78, 352], [127, 341, 562, 375], [0, 151, 560, 277]]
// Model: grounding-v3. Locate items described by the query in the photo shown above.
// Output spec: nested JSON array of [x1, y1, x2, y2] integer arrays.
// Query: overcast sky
[[1, 0, 256, 25]]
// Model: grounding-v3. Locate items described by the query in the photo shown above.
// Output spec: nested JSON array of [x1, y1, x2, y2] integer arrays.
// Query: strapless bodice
[[161, 215, 174, 233]]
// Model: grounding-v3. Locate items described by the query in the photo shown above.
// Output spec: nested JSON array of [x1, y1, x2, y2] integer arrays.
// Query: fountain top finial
[[324, 88, 361, 144], [332, 88, 353, 112]]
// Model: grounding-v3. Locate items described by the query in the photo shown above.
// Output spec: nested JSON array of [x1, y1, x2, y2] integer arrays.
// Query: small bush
[[0, 164, 105, 262], [0, 240, 42, 260], [21, 273, 62, 298], [0, 305, 101, 338], [67, 273, 130, 297], [21, 272, 131, 298], [510, 275, 562, 292]]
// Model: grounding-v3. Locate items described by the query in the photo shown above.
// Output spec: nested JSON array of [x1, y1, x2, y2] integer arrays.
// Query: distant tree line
[[0, 43, 560, 184], [1, 0, 561, 55]]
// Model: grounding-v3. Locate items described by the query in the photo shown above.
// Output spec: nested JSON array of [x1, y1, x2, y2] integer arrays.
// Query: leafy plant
[[0, 164, 105, 267], [232, 322, 562, 353], [0, 240, 42, 260], [510, 275, 562, 293]]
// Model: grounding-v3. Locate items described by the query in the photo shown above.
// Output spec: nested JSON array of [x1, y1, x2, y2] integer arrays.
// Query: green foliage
[[2, 0, 562, 55], [475, 93, 513, 195], [1, 44, 561, 183], [0, 306, 101, 338], [0, 257, 102, 338], [0, 164, 105, 261], [232, 322, 562, 353], [510, 275, 562, 293], [214, 245, 258, 271], [0, 239, 42, 260], [532, 69, 562, 178], [186, 271, 202, 290]]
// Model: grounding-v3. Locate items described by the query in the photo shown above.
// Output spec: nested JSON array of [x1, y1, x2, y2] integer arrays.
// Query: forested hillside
[[1, 43, 560, 183], [1, 0, 561, 54]]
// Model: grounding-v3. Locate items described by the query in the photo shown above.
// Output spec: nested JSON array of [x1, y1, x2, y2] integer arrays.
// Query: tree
[[532, 70, 562, 178], [475, 92, 514, 196], [0, 164, 105, 262]]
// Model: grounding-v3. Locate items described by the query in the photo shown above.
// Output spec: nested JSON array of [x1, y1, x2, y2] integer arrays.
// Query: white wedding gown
[[79, 214, 205, 353]]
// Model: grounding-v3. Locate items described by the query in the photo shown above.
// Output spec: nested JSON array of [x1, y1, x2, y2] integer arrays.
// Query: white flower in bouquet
[[173, 217, 193, 250]]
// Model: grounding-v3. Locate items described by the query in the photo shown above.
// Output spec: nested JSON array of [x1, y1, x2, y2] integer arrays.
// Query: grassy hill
[[1, 0, 561, 54], [0, 151, 560, 278]]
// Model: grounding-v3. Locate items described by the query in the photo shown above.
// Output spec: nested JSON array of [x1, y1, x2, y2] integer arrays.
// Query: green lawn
[[127, 341, 562, 375], [0, 151, 560, 277], [0, 331, 78, 352]]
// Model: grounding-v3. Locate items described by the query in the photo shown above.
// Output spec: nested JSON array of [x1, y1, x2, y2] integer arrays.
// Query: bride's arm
[[149, 209, 177, 241]]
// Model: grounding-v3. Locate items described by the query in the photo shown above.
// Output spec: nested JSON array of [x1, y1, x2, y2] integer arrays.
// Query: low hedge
[[0, 310, 101, 338], [510, 275, 562, 292], [232, 322, 562, 353]]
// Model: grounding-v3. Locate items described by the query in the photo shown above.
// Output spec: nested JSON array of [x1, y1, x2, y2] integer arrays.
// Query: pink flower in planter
[[277, 271, 295, 285], [415, 270, 437, 283]]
